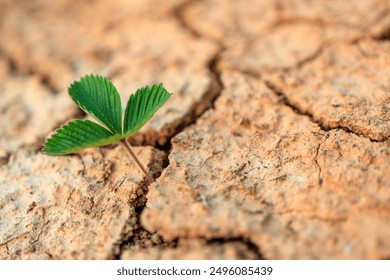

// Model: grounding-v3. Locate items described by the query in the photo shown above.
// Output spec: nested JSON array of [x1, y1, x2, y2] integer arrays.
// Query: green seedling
[[43, 74, 171, 183]]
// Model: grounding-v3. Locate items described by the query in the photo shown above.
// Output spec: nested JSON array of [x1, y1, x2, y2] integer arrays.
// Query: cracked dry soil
[[0, 0, 389, 260]]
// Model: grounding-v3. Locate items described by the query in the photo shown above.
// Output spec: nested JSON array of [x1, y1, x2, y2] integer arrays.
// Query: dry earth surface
[[0, 0, 389, 259]]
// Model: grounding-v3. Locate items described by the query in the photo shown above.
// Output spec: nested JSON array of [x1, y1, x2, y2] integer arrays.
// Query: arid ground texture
[[0, 0, 389, 259]]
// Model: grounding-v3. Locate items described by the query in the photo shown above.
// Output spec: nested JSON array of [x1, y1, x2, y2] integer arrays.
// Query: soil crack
[[173, 0, 203, 39], [166, 0, 225, 145], [0, 49, 18, 75], [204, 237, 264, 260], [113, 0, 227, 259], [371, 6, 390, 41], [114, 46, 225, 258], [264, 80, 385, 142], [314, 133, 330, 186], [286, 46, 323, 72], [275, 209, 347, 223], [113, 178, 177, 259], [0, 231, 30, 247], [375, 26, 390, 41]]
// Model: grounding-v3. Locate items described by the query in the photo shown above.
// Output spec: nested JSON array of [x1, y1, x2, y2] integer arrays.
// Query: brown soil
[[0, 0, 389, 259]]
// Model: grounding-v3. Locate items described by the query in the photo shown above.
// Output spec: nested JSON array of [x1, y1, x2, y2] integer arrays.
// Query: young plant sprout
[[43, 74, 171, 183]]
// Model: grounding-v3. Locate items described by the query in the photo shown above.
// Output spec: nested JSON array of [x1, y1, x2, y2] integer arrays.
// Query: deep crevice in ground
[[153, 0, 224, 149], [114, 46, 224, 258], [111, 144, 175, 259], [113, 179, 177, 259], [114, 0, 226, 259], [264, 80, 384, 142]]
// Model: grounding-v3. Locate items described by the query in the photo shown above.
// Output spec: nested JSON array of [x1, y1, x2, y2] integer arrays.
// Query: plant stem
[[121, 139, 152, 184]]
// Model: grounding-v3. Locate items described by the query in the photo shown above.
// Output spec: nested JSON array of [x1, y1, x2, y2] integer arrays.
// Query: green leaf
[[123, 83, 171, 137], [43, 120, 122, 155], [68, 74, 122, 134]]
